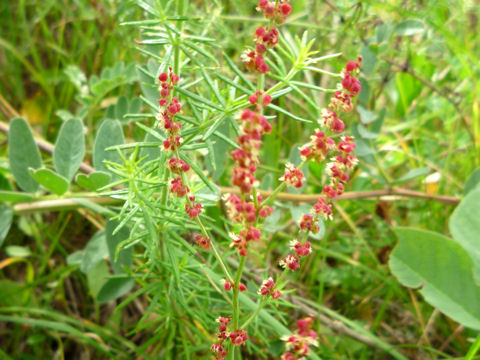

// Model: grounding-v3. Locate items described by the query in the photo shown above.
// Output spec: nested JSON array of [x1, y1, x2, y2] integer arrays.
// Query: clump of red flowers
[[280, 163, 305, 189], [222, 279, 247, 292], [211, 316, 248, 359], [281, 317, 319, 359], [195, 234, 210, 249], [258, 277, 281, 299], [257, 0, 292, 24]]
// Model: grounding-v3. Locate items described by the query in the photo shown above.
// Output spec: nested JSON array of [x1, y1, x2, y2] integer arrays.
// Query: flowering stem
[[173, 148, 234, 284]]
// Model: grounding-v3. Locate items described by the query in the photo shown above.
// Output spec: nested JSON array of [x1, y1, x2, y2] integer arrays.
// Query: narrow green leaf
[[140, 131, 162, 162], [182, 42, 219, 65], [180, 154, 218, 194], [0, 206, 13, 247], [29, 168, 69, 196], [223, 54, 256, 91], [395, 167, 430, 184], [216, 73, 251, 95], [53, 119, 85, 182], [203, 115, 227, 140], [0, 191, 34, 203], [267, 104, 312, 123], [8, 118, 42, 192], [175, 87, 223, 111], [105, 220, 133, 274], [200, 68, 226, 107]]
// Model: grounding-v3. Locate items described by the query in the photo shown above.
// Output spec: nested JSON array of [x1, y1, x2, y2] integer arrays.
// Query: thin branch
[[220, 186, 459, 204], [13, 197, 123, 215], [13, 186, 459, 215]]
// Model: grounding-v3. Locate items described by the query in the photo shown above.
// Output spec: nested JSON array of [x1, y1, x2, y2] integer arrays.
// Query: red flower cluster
[[168, 157, 190, 173], [229, 226, 261, 256], [195, 234, 210, 249], [312, 198, 333, 220], [258, 277, 281, 299], [293, 59, 361, 241], [223, 194, 257, 223], [278, 239, 311, 271], [257, 0, 292, 24], [211, 317, 248, 359], [185, 199, 202, 219], [299, 130, 336, 163], [299, 214, 319, 234], [323, 135, 357, 199], [222, 279, 247, 292], [158, 69, 205, 224], [230, 330, 248, 345], [249, 91, 272, 107], [158, 69, 181, 136], [211, 317, 231, 360], [170, 177, 188, 198], [280, 163, 305, 188], [242, 1, 293, 74], [231, 109, 272, 194], [289, 240, 312, 257], [281, 317, 318, 359], [279, 253, 300, 271]]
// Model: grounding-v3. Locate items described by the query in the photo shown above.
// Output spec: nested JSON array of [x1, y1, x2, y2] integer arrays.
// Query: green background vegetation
[[0, 0, 479, 359]]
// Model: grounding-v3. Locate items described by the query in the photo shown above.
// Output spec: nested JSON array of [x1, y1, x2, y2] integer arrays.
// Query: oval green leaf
[[105, 220, 133, 274], [449, 188, 480, 282], [8, 118, 42, 192], [394, 19, 425, 36], [29, 168, 69, 196], [93, 120, 125, 176], [96, 278, 135, 304], [76, 171, 112, 192], [464, 167, 480, 195], [53, 118, 85, 182]]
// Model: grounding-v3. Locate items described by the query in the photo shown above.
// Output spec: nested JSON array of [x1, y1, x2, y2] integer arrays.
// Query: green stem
[[173, 0, 185, 76], [465, 333, 480, 360], [240, 298, 268, 329], [228, 255, 246, 360], [232, 256, 246, 329], [195, 216, 234, 284], [174, 148, 234, 284]]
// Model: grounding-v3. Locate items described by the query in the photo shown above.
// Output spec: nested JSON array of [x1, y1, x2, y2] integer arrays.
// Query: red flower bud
[[158, 72, 168, 82]]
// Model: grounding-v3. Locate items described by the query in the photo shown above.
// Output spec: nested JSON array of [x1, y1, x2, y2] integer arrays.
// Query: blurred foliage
[[0, 0, 480, 359]]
